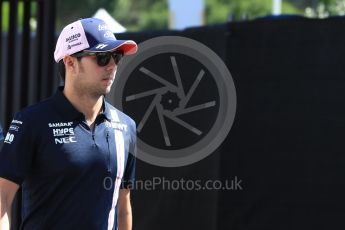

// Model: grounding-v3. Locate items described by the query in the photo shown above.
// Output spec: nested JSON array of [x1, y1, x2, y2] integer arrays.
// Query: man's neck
[[63, 87, 103, 128]]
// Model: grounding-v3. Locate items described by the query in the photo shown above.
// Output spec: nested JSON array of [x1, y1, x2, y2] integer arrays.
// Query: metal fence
[[0, 0, 56, 228], [0, 0, 57, 130]]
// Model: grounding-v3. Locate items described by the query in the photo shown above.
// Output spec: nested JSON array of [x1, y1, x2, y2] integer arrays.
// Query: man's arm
[[117, 188, 132, 230], [0, 178, 19, 230]]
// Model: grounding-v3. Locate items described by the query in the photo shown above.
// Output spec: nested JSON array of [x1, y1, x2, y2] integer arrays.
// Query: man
[[0, 18, 137, 230]]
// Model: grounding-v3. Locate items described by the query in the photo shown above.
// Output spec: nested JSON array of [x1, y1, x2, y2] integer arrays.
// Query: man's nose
[[105, 56, 116, 70]]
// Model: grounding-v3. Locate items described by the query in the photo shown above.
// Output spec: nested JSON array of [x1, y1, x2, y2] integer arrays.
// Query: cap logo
[[66, 33, 81, 42], [95, 44, 108, 49], [68, 42, 82, 50], [98, 24, 108, 31], [104, 31, 115, 39]]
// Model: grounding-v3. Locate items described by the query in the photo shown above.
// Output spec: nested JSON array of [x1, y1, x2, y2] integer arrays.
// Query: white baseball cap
[[54, 18, 137, 63]]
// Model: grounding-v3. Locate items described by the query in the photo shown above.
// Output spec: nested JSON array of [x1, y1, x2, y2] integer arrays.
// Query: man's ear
[[63, 56, 77, 74]]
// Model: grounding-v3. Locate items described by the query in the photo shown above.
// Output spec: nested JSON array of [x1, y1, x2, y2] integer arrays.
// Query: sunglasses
[[72, 51, 124, 66]]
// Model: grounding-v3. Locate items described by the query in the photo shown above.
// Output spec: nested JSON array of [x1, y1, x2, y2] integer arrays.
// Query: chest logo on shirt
[[105, 120, 128, 132], [48, 122, 77, 144], [48, 122, 73, 127]]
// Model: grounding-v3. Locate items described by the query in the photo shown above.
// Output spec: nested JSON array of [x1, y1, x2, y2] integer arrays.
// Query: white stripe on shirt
[[108, 109, 125, 230]]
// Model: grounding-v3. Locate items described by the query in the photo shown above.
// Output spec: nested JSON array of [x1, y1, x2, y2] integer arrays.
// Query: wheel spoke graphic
[[174, 101, 216, 116], [157, 105, 171, 146], [171, 56, 185, 97], [139, 67, 178, 91], [137, 95, 160, 132], [133, 59, 213, 142], [179, 69, 205, 108], [126, 87, 167, 101], [164, 111, 202, 136]]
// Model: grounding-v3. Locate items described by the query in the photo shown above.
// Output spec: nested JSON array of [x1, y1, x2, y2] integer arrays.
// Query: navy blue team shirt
[[0, 122, 4, 141], [0, 87, 136, 230]]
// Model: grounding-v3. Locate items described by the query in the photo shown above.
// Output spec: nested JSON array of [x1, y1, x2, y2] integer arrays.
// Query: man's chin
[[103, 86, 112, 95], [93, 88, 111, 98]]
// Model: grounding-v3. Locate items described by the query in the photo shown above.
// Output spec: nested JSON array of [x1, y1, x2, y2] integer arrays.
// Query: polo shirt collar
[[53, 87, 84, 120], [53, 87, 111, 121], [100, 99, 112, 121]]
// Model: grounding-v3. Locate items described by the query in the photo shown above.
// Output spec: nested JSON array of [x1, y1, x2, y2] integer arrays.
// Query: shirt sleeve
[[0, 112, 35, 185], [121, 119, 137, 189], [0, 123, 4, 141]]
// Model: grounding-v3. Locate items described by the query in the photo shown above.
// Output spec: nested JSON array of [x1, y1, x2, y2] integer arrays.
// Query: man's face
[[72, 53, 117, 98]]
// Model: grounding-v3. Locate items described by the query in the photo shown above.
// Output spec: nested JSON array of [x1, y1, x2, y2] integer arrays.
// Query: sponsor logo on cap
[[96, 44, 108, 49], [98, 24, 109, 31], [68, 42, 82, 50], [104, 31, 115, 39], [66, 33, 81, 43]]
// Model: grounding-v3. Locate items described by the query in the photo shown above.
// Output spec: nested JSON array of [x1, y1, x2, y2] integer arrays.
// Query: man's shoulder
[[0, 123, 4, 141], [105, 102, 136, 127], [15, 96, 55, 119]]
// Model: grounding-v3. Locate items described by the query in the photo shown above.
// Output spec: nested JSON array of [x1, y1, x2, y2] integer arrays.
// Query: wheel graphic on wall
[[113, 36, 236, 167]]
